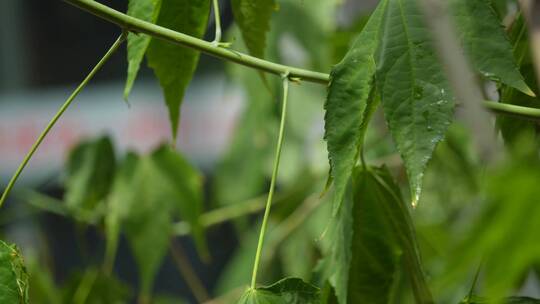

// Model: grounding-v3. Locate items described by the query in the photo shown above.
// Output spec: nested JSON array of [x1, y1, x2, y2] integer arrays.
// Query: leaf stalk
[[250, 74, 290, 289]]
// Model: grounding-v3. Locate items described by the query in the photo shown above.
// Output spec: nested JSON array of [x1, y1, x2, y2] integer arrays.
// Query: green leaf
[[237, 278, 320, 304], [323, 166, 432, 304], [64, 136, 116, 219], [124, 0, 162, 100], [104, 152, 140, 272], [325, 0, 454, 207], [108, 146, 207, 296], [231, 0, 276, 59], [450, 0, 534, 96], [121, 153, 170, 297], [327, 0, 530, 206], [124, 193, 171, 298], [146, 0, 210, 139], [148, 146, 207, 256], [324, 0, 386, 213], [375, 0, 454, 205], [0, 241, 28, 304]]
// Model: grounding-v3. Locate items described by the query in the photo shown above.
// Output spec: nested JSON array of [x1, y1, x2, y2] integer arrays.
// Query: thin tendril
[[250, 73, 290, 289], [0, 32, 127, 208]]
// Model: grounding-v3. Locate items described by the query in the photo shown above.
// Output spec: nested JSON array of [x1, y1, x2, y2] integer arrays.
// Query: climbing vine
[[1, 0, 540, 303]]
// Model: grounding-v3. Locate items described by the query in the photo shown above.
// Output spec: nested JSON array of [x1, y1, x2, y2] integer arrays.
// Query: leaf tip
[[411, 187, 421, 209], [523, 86, 537, 98], [514, 81, 536, 97]]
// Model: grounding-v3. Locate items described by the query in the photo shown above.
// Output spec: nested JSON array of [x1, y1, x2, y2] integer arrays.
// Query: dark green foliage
[[231, 0, 276, 59], [0, 241, 28, 304], [498, 15, 540, 144], [324, 0, 529, 211], [107, 146, 207, 296], [445, 139, 540, 300], [124, 0, 161, 100], [450, 0, 532, 96], [322, 166, 431, 304], [3, 0, 540, 303], [61, 269, 131, 304], [146, 0, 210, 139], [323, 0, 384, 213], [237, 278, 320, 304], [65, 136, 115, 221]]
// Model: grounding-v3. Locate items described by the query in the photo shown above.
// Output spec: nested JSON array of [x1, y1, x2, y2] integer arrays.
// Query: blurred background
[[3, 0, 540, 303]]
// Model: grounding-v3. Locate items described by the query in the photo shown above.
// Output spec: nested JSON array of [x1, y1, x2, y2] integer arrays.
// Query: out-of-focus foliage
[[15, 140, 207, 302], [498, 14, 540, 144], [3, 0, 540, 303], [442, 136, 540, 300], [65, 136, 115, 223], [231, 0, 276, 60], [61, 269, 131, 304]]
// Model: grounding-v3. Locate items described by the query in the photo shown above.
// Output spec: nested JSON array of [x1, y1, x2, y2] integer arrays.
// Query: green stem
[[483, 100, 540, 120], [172, 194, 268, 235], [62, 0, 540, 121], [169, 240, 210, 302], [62, 0, 328, 84], [0, 32, 127, 208], [211, 0, 222, 45], [73, 269, 99, 304], [250, 75, 290, 289]]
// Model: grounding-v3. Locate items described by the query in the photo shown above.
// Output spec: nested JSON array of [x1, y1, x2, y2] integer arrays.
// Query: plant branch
[[0, 32, 127, 208], [73, 269, 99, 304], [63, 0, 540, 122], [483, 100, 540, 121], [169, 240, 210, 303], [63, 0, 328, 84]]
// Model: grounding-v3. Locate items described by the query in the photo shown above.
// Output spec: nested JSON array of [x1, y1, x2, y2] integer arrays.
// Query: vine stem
[[62, 0, 328, 84], [250, 75, 290, 289], [0, 32, 127, 208], [62, 0, 540, 121], [169, 240, 210, 303], [483, 100, 540, 120]]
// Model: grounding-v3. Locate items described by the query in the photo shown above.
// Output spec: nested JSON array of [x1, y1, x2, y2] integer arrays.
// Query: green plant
[[1, 0, 540, 303]]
